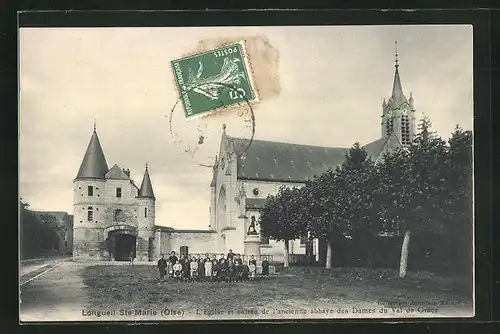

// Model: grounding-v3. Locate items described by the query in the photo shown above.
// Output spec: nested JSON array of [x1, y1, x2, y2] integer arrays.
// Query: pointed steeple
[[390, 41, 407, 107], [75, 126, 109, 180], [138, 163, 155, 199]]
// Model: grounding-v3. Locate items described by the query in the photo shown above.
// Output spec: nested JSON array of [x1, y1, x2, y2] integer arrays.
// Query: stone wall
[[73, 227, 106, 258], [159, 230, 218, 255], [242, 180, 304, 201]]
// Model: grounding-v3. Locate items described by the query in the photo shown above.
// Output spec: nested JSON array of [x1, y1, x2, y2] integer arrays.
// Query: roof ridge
[[227, 135, 348, 150]]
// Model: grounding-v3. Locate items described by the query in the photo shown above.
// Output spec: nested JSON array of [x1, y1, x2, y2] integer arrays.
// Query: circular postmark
[[167, 82, 256, 168]]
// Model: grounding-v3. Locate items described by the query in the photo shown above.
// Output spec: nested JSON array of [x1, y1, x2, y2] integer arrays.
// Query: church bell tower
[[381, 42, 417, 151]]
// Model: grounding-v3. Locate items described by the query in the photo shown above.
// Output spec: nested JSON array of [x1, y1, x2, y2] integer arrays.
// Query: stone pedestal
[[244, 233, 261, 257]]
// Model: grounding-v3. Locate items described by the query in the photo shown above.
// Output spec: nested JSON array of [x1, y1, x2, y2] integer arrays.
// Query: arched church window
[[113, 209, 124, 222], [401, 115, 411, 145]]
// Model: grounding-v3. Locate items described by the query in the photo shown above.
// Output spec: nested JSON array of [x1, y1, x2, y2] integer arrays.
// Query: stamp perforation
[[170, 39, 261, 121]]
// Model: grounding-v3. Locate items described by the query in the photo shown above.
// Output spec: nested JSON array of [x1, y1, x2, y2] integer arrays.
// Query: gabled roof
[[105, 164, 130, 180], [228, 136, 348, 183], [75, 130, 109, 180], [138, 166, 155, 199]]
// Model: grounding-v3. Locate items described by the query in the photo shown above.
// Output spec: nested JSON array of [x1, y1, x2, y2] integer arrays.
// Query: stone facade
[[72, 128, 156, 261], [154, 229, 218, 258], [206, 52, 417, 262]]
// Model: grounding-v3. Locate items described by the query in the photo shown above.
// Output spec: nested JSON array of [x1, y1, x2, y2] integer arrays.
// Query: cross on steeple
[[394, 41, 399, 69], [93, 118, 96, 132]]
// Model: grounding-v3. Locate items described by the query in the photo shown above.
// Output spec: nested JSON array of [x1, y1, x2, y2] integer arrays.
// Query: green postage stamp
[[171, 41, 259, 118]]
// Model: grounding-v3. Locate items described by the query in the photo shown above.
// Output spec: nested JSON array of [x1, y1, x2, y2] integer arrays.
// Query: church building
[[73, 48, 417, 263], [203, 50, 416, 261]]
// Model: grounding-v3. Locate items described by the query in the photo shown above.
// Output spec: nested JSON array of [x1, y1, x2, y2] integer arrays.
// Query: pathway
[[20, 261, 90, 322]]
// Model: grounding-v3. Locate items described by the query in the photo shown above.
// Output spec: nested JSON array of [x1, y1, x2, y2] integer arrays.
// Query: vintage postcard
[[19, 24, 474, 322]]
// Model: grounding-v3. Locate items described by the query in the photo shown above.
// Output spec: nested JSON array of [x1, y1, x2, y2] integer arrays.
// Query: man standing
[[168, 251, 178, 266], [226, 249, 235, 262], [157, 254, 167, 282], [168, 251, 178, 279]]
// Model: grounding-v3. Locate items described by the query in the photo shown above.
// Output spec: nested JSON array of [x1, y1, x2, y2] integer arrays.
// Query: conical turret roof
[[75, 129, 109, 180], [138, 164, 155, 199]]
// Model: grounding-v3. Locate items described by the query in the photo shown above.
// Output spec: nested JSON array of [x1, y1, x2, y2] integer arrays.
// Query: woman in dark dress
[[197, 254, 205, 281], [227, 259, 235, 282], [182, 255, 190, 281], [261, 256, 270, 277], [241, 264, 250, 281], [218, 258, 228, 281]]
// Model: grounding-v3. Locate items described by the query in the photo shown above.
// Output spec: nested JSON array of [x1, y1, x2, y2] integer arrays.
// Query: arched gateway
[[105, 225, 137, 261]]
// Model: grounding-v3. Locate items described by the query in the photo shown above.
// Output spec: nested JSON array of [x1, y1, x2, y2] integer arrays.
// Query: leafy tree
[[444, 126, 473, 273], [337, 143, 381, 266], [305, 165, 351, 269], [258, 186, 309, 267], [20, 199, 63, 259], [377, 116, 448, 277]]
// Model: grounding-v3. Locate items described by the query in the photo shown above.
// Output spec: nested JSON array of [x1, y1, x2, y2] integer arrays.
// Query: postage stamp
[[171, 41, 259, 119]]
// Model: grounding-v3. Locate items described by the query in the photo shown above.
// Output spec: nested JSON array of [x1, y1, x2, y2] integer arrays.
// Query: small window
[[113, 209, 124, 222], [87, 209, 93, 222], [88, 186, 94, 196], [116, 188, 122, 198], [144, 207, 147, 218]]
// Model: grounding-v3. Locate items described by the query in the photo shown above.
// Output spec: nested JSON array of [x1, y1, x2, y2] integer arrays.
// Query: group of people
[[157, 249, 270, 282]]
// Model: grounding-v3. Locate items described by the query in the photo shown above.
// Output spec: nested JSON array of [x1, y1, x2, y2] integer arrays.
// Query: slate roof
[[362, 138, 387, 160], [246, 198, 266, 210], [75, 130, 109, 180], [387, 65, 408, 109], [105, 164, 130, 180], [138, 166, 155, 199], [228, 136, 348, 183]]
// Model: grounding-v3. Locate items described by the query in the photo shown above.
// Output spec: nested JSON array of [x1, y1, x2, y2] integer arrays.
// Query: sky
[[19, 25, 473, 229]]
